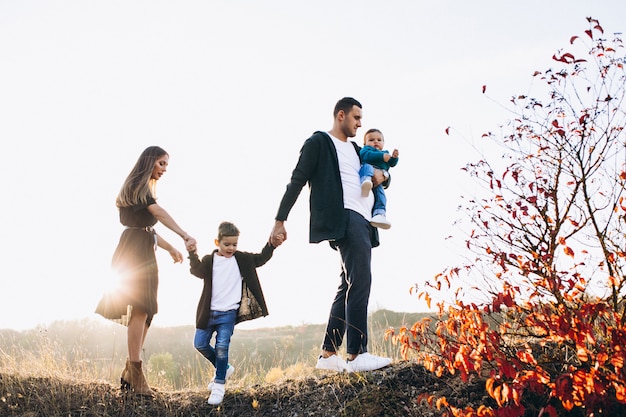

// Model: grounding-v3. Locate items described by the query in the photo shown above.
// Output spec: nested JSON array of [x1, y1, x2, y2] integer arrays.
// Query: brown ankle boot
[[128, 360, 153, 396], [120, 358, 130, 390]]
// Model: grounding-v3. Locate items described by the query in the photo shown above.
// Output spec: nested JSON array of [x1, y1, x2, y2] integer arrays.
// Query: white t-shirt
[[211, 254, 243, 312], [329, 133, 374, 221]]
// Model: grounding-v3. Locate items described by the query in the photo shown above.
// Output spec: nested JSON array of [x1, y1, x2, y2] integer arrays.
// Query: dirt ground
[[5, 361, 626, 416], [115, 361, 490, 417], [2, 362, 487, 417]]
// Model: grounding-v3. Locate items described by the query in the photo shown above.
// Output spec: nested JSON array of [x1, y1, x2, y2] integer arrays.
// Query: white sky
[[1, 1, 624, 331]]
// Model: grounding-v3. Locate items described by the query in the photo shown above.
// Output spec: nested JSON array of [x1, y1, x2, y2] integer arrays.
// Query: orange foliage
[[390, 17, 626, 417]]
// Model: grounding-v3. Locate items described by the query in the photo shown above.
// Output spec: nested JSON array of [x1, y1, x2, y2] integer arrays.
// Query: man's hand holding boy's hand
[[270, 221, 287, 247], [271, 233, 285, 248]]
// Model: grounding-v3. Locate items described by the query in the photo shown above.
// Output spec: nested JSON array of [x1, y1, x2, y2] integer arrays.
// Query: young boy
[[187, 221, 283, 405], [359, 128, 399, 229]]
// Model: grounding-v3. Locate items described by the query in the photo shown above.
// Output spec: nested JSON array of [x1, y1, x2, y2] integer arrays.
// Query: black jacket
[[188, 243, 275, 328], [276, 131, 380, 247]]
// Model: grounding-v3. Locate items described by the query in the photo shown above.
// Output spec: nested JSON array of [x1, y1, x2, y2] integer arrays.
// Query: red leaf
[[585, 29, 593, 39], [553, 52, 575, 63], [569, 36, 579, 44], [445, 126, 450, 135], [482, 85, 487, 94]]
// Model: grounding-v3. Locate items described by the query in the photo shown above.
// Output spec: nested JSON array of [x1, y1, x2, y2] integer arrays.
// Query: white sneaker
[[347, 353, 392, 372], [361, 179, 373, 197], [208, 364, 235, 391], [370, 214, 391, 229], [207, 382, 225, 405], [315, 354, 350, 372]]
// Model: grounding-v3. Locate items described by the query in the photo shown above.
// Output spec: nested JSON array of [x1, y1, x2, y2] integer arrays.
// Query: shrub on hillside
[[388, 17, 626, 417]]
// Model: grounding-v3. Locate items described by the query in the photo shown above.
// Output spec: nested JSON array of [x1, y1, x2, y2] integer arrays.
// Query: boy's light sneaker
[[315, 354, 350, 372], [208, 364, 235, 391], [207, 382, 225, 405], [347, 353, 392, 372], [370, 214, 391, 229], [361, 179, 373, 197]]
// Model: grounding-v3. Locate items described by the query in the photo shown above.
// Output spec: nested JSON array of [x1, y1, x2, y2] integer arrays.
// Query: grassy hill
[[0, 309, 429, 390], [2, 310, 462, 416], [1, 310, 615, 416], [1, 361, 485, 417]]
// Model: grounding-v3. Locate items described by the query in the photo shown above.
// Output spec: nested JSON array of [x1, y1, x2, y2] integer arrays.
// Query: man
[[270, 97, 391, 372]]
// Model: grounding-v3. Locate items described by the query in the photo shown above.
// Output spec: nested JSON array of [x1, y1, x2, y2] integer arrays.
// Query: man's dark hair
[[333, 97, 362, 117]]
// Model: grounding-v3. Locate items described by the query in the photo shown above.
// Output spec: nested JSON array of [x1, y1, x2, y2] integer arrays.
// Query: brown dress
[[95, 197, 159, 326]]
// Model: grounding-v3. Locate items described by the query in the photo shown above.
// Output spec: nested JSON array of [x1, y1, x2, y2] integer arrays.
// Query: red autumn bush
[[387, 17, 626, 417]]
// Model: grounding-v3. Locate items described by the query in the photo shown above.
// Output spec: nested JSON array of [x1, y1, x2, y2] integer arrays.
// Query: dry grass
[[0, 311, 434, 416], [1, 361, 467, 417], [2, 313, 616, 416]]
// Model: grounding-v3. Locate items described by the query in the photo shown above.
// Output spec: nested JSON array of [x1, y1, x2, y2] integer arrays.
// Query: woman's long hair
[[116, 146, 168, 208]]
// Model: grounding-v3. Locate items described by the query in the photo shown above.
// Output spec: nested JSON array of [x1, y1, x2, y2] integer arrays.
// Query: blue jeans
[[359, 163, 387, 216], [322, 209, 373, 355], [194, 309, 237, 383]]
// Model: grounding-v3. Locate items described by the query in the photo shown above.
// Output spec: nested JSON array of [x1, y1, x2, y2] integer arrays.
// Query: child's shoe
[[208, 363, 235, 390], [207, 382, 225, 405], [370, 214, 391, 229], [361, 179, 373, 197]]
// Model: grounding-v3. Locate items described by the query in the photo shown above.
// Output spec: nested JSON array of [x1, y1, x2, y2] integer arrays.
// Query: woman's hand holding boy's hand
[[182, 234, 197, 250], [185, 239, 197, 253]]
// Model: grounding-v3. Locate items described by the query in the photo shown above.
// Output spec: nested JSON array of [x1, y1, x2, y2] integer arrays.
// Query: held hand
[[183, 234, 197, 250], [184, 239, 197, 253], [270, 221, 287, 247], [271, 233, 285, 248], [392, 149, 399, 158], [169, 248, 184, 263], [183, 234, 197, 251]]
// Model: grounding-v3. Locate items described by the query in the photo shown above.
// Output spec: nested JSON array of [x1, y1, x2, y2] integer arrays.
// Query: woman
[[96, 146, 196, 396]]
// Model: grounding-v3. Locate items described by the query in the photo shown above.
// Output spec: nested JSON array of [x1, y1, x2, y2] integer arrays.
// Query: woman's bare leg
[[128, 309, 148, 362]]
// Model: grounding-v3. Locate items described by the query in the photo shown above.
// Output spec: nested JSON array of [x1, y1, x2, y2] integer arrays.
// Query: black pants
[[322, 210, 373, 355]]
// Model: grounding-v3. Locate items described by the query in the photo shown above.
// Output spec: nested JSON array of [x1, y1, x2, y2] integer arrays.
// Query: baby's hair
[[217, 221, 240, 241], [364, 128, 384, 144]]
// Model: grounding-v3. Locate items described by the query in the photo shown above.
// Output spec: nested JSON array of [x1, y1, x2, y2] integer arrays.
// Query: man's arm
[[271, 133, 322, 245]]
